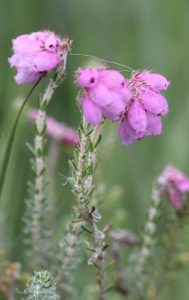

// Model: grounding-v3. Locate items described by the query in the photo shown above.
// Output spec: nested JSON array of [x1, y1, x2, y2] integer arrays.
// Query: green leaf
[[86, 128, 94, 136], [40, 99, 48, 111], [26, 142, 35, 155], [36, 147, 43, 157], [95, 134, 102, 148]]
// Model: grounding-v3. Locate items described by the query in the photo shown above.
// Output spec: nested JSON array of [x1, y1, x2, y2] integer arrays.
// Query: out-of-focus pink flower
[[118, 71, 170, 145], [9, 31, 71, 84], [158, 166, 189, 209], [76, 68, 132, 125], [29, 109, 78, 146]]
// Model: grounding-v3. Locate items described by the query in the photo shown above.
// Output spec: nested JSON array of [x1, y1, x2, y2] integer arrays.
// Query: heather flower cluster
[[76, 68, 170, 145], [119, 71, 170, 145], [158, 166, 189, 209], [9, 31, 70, 84], [29, 109, 78, 146], [76, 68, 132, 125]]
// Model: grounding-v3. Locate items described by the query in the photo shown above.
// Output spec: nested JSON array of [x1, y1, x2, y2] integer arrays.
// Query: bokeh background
[[1, 0, 189, 299]]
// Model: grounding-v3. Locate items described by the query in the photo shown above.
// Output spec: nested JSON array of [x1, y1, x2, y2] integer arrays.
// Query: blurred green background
[[1, 0, 189, 299]]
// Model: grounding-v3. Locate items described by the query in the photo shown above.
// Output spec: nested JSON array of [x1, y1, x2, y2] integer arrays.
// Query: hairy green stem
[[31, 78, 59, 266], [136, 185, 161, 275], [128, 184, 162, 299], [89, 217, 106, 300], [56, 119, 102, 289]]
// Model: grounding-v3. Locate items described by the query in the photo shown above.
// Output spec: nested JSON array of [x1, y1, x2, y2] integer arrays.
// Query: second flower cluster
[[76, 68, 170, 145]]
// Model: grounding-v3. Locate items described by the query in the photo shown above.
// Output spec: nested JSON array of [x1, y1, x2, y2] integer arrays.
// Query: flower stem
[[23, 76, 61, 267], [89, 214, 107, 300], [0, 75, 44, 200], [56, 119, 102, 289], [137, 186, 161, 273], [71, 119, 101, 218], [133, 183, 161, 297], [56, 222, 80, 286], [32, 78, 59, 265]]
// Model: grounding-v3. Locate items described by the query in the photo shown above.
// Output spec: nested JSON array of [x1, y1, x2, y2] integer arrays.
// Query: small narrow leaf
[[95, 134, 102, 148]]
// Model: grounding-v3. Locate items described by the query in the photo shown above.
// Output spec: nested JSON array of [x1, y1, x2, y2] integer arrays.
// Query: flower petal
[[100, 69, 126, 90], [118, 119, 143, 145], [145, 112, 162, 136], [138, 72, 170, 91], [102, 95, 125, 120], [81, 96, 102, 125], [76, 69, 99, 88], [14, 70, 41, 85], [99, 69, 132, 103], [90, 83, 116, 107], [141, 91, 168, 116], [128, 101, 147, 133], [12, 34, 41, 55], [157, 94, 169, 116], [32, 52, 60, 72], [119, 85, 132, 103]]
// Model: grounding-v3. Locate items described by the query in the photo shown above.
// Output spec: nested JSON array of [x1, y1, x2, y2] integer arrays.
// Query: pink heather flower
[[158, 166, 189, 209], [29, 109, 78, 146], [118, 71, 170, 145], [9, 31, 71, 84], [76, 68, 132, 125]]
